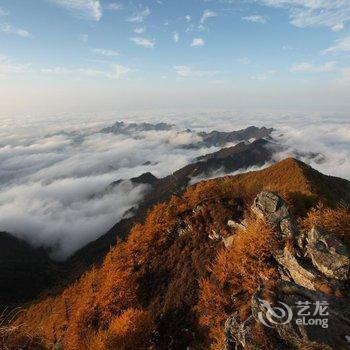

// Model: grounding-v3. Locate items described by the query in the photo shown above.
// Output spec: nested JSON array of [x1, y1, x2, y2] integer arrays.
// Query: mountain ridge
[[6, 157, 349, 350]]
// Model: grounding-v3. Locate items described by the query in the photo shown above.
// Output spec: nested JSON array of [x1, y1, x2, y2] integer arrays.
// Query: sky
[[0, 0, 349, 259], [0, 0, 350, 115]]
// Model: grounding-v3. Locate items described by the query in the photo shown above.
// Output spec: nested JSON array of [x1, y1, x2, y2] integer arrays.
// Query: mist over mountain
[[2, 0, 350, 346], [0, 113, 349, 350], [0, 114, 349, 260]]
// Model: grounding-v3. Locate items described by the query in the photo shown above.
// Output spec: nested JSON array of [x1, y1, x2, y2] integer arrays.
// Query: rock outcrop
[[251, 191, 296, 238], [305, 227, 350, 281], [224, 191, 350, 350]]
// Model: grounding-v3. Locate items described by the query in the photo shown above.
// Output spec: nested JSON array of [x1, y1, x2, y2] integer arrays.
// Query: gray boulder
[[224, 314, 257, 350], [274, 246, 318, 290], [224, 281, 350, 349], [223, 191, 350, 349], [251, 191, 296, 238], [251, 281, 350, 350], [305, 227, 350, 281]]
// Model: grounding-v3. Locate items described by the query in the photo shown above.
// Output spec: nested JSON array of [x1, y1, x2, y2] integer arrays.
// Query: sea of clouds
[[0, 112, 349, 259]]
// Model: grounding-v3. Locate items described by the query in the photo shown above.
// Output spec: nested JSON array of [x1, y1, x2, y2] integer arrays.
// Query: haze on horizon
[[0, 0, 350, 116]]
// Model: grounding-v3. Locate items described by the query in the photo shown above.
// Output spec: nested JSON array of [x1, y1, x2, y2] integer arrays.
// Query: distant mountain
[[100, 121, 274, 149], [196, 125, 274, 147], [68, 138, 278, 269], [100, 121, 174, 134], [110, 172, 159, 188]]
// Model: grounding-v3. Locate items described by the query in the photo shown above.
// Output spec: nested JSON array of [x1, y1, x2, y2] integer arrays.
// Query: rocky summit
[[225, 191, 350, 350]]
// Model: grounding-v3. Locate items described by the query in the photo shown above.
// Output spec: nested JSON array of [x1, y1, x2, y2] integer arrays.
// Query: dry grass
[[0, 308, 48, 349]]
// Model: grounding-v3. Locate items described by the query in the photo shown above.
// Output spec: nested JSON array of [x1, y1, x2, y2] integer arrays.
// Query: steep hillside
[[0, 135, 275, 307], [0, 232, 59, 309], [68, 138, 277, 270], [6, 158, 349, 350]]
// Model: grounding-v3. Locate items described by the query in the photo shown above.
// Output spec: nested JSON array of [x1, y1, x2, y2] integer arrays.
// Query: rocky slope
[[3, 158, 349, 350], [224, 191, 349, 350]]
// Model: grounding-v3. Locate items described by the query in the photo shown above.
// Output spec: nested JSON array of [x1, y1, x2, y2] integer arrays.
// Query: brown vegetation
[[0, 309, 48, 350], [7, 158, 350, 349], [299, 202, 350, 242], [196, 218, 280, 349]]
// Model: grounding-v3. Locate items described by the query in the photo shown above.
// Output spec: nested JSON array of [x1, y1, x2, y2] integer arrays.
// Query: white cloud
[[191, 37, 205, 47], [238, 57, 251, 65], [1, 23, 31, 38], [110, 64, 131, 79], [126, 7, 151, 23], [290, 61, 337, 73], [78, 34, 88, 42], [92, 48, 120, 57], [1, 113, 349, 260], [331, 23, 344, 32], [200, 10, 218, 24], [173, 65, 218, 78], [50, 0, 102, 21], [257, 0, 350, 31], [105, 2, 123, 11], [41, 64, 131, 79], [0, 7, 9, 16], [321, 36, 350, 55], [185, 15, 191, 22], [134, 26, 146, 34], [0, 61, 33, 75], [251, 69, 276, 80], [0, 119, 211, 258], [0, 53, 130, 79], [0, 177, 148, 260], [242, 15, 268, 23], [173, 31, 179, 43], [174, 65, 202, 77], [131, 37, 155, 48]]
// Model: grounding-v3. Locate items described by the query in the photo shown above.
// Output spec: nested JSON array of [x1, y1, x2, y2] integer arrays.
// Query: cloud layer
[[257, 0, 350, 31], [51, 0, 102, 21], [0, 117, 211, 259], [0, 112, 349, 260]]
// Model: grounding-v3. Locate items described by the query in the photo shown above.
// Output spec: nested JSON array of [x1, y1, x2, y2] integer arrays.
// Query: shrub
[[299, 203, 350, 244], [0, 309, 48, 350], [197, 217, 280, 349], [104, 308, 154, 350]]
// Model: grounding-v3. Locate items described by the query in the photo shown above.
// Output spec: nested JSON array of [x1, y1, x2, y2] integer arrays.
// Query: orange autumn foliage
[[104, 308, 154, 350], [299, 202, 350, 238], [8, 158, 350, 349], [197, 217, 280, 349]]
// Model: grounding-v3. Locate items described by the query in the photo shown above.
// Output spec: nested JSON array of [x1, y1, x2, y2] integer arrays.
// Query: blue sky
[[0, 0, 350, 115]]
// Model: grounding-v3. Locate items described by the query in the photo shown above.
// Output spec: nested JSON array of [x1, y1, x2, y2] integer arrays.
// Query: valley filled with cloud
[[0, 112, 349, 259]]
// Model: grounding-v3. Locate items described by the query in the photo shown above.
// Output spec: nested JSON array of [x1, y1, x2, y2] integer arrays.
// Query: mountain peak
[[10, 158, 350, 350]]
